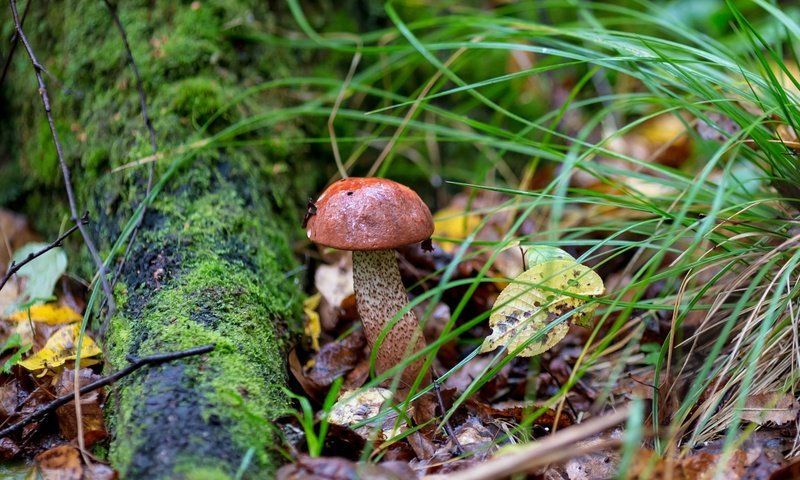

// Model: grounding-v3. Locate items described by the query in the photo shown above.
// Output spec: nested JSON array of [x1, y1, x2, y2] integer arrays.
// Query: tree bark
[[1, 1, 322, 477]]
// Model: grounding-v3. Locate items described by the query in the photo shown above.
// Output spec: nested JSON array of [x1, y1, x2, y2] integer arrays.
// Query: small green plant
[[283, 377, 343, 457], [0, 333, 31, 374]]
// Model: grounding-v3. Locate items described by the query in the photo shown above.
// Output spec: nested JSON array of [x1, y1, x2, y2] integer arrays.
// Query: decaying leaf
[[5, 303, 82, 324], [741, 392, 799, 426], [328, 388, 405, 441], [480, 258, 604, 357], [55, 368, 107, 446], [18, 324, 102, 372], [34, 445, 83, 480], [277, 454, 415, 480]]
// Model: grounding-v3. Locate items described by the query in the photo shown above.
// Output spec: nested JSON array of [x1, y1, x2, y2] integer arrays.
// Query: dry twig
[[8, 0, 116, 320], [0, 343, 216, 439]]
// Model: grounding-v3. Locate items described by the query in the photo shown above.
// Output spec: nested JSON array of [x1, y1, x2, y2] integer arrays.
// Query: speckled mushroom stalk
[[306, 177, 435, 391], [352, 250, 430, 389]]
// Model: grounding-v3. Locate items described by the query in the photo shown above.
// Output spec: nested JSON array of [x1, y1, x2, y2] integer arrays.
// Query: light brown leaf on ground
[[315, 257, 354, 310], [34, 445, 83, 480], [328, 388, 404, 441], [627, 448, 748, 480], [741, 392, 799, 426]]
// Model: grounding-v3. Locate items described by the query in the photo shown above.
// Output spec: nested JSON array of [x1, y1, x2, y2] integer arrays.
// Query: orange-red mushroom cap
[[306, 177, 434, 251]]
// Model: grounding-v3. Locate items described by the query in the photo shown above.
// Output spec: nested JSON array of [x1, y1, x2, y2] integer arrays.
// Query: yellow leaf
[[18, 324, 102, 372], [433, 207, 482, 253], [6, 303, 82, 324], [304, 293, 322, 352], [480, 259, 604, 357]]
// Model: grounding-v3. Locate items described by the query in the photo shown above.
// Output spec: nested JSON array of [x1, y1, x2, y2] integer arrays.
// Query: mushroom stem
[[352, 250, 430, 389]]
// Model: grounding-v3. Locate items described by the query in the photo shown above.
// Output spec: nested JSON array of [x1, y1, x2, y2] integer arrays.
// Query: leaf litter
[[0, 210, 114, 477]]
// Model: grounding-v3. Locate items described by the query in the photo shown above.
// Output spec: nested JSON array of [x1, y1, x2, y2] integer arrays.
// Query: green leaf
[[1, 333, 32, 374], [11, 242, 67, 308], [525, 246, 576, 267]]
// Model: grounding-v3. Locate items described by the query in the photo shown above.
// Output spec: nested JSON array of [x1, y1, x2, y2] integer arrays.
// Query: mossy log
[[0, 1, 326, 477]]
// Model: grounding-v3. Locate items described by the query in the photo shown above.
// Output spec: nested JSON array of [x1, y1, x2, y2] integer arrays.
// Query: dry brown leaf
[[742, 392, 799, 426], [0, 436, 19, 461], [34, 445, 83, 480], [277, 454, 415, 480], [54, 368, 107, 446], [468, 398, 573, 430], [305, 331, 365, 388]]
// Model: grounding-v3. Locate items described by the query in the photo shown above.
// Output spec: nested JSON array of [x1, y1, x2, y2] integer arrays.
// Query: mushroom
[[306, 177, 433, 390]]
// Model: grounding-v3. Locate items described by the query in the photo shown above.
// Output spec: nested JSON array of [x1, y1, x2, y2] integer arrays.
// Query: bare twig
[[98, 0, 158, 337], [433, 376, 464, 455], [427, 407, 630, 480], [0, 0, 30, 87], [0, 344, 216, 439], [0, 212, 88, 293], [8, 0, 116, 321]]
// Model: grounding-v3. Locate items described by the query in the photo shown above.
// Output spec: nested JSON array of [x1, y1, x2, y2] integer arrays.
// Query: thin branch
[[8, 0, 116, 321], [0, 0, 30, 88], [0, 212, 88, 293], [0, 344, 216, 439], [98, 0, 158, 337]]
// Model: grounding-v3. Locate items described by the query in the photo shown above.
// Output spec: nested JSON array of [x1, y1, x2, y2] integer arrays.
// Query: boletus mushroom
[[306, 177, 433, 390]]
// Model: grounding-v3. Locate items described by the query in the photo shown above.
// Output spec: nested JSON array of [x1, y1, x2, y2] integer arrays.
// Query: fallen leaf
[[0, 333, 31, 373], [480, 259, 604, 357], [741, 392, 799, 426], [55, 368, 107, 446], [303, 293, 322, 352], [306, 331, 366, 388], [0, 437, 19, 461], [328, 388, 404, 441], [18, 324, 102, 372], [5, 303, 82, 324], [11, 242, 67, 306], [769, 456, 800, 480], [277, 454, 414, 480], [34, 445, 82, 480], [433, 206, 482, 253], [468, 398, 573, 430], [315, 259, 354, 311]]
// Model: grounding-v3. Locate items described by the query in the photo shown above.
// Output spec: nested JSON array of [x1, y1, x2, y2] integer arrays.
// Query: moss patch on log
[[101, 153, 302, 477]]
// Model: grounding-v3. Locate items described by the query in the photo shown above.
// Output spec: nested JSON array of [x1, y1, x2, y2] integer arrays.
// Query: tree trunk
[[1, 1, 324, 477]]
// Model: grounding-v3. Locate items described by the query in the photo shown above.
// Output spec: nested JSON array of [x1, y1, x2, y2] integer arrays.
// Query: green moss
[[165, 78, 228, 127]]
